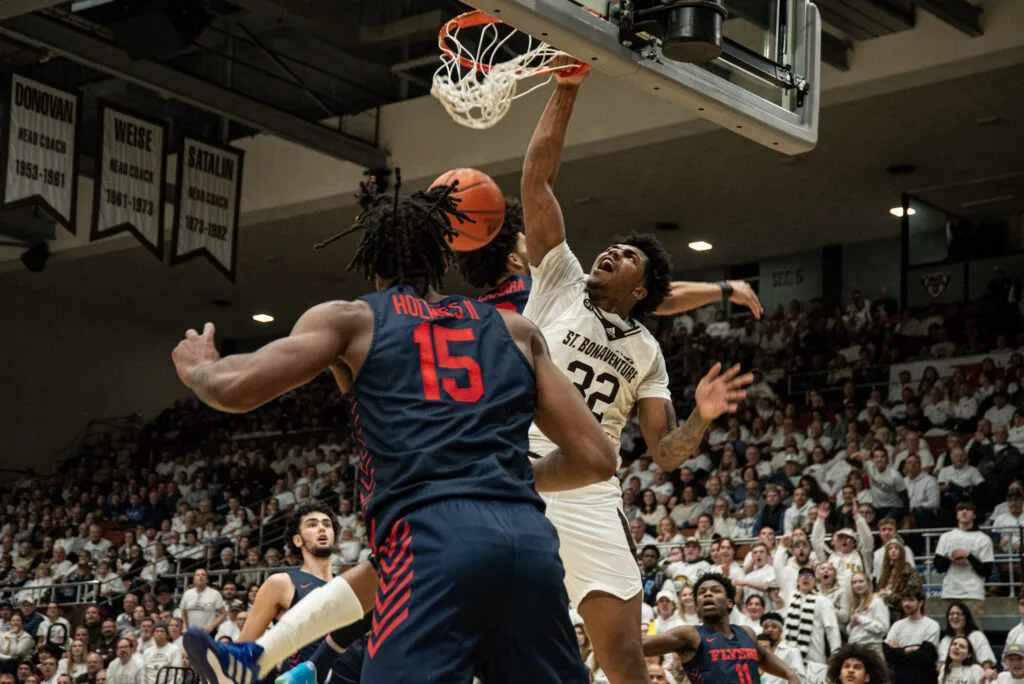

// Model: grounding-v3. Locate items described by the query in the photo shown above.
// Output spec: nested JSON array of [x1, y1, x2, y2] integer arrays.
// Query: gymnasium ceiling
[[1, 59, 1021, 339]]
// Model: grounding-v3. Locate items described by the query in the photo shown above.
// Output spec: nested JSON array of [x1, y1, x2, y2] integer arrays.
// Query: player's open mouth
[[597, 257, 614, 273]]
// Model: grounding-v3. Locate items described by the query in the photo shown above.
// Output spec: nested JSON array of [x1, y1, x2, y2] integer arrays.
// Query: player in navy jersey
[[229, 500, 370, 676], [643, 573, 801, 684], [455, 196, 533, 314], [173, 176, 685, 683]]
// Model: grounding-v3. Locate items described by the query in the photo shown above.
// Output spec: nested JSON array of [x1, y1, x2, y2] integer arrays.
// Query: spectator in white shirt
[[649, 469, 675, 506], [937, 601, 997, 679], [938, 446, 986, 507], [652, 590, 684, 634], [36, 603, 71, 650], [141, 623, 181, 684], [17, 564, 53, 605], [1005, 594, 1024, 647], [629, 519, 656, 554], [999, 644, 1024, 684], [783, 566, 841, 683], [49, 547, 74, 583], [82, 525, 112, 560], [0, 614, 34, 662], [935, 502, 995, 627], [213, 601, 244, 642], [95, 560, 126, 601], [985, 392, 1016, 429], [783, 488, 813, 536], [106, 638, 143, 684], [862, 448, 908, 521], [904, 455, 940, 529], [993, 488, 1024, 553], [272, 480, 296, 512], [179, 569, 226, 634], [894, 434, 935, 473], [706, 310, 731, 339]]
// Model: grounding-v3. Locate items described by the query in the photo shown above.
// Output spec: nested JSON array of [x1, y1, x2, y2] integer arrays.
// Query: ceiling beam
[[226, 0, 357, 43], [0, 0, 62, 21], [358, 10, 443, 45], [0, 13, 387, 168], [915, 0, 982, 37], [821, 32, 851, 71]]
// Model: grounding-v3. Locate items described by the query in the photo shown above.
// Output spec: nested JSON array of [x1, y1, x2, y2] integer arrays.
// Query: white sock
[[254, 576, 366, 677]]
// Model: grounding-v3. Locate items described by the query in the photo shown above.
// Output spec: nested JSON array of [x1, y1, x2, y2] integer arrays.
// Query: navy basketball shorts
[[329, 636, 366, 684], [359, 498, 587, 683]]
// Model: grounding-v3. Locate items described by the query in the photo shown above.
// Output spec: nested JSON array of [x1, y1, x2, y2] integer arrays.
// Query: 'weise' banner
[[90, 103, 168, 261], [1, 73, 80, 233], [171, 136, 244, 282]]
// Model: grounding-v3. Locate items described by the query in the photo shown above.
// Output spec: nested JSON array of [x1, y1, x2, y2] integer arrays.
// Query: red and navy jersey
[[280, 569, 326, 672], [682, 624, 760, 684], [351, 285, 544, 550], [478, 275, 532, 313]]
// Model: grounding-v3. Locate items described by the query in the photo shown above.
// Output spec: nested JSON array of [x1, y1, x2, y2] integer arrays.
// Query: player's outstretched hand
[[728, 280, 763, 319], [172, 322, 221, 388], [550, 55, 589, 86], [695, 363, 753, 422]]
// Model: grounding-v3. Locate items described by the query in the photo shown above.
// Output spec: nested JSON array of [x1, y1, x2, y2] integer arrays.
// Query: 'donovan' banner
[[90, 102, 168, 261], [171, 135, 244, 282], [1, 73, 80, 233]]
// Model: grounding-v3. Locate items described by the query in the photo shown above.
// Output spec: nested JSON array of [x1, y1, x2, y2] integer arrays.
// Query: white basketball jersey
[[523, 241, 671, 503]]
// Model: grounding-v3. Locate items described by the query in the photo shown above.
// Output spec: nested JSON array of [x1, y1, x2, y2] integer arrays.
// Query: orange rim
[[438, 9, 591, 78]]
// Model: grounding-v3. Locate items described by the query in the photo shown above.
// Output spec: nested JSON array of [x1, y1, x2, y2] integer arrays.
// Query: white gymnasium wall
[[0, 288, 190, 471]]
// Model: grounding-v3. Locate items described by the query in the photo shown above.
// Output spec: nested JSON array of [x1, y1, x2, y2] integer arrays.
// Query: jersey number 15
[[414, 323, 484, 403]]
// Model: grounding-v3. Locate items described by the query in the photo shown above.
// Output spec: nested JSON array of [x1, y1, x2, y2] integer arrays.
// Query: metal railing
[[652, 524, 1024, 597]]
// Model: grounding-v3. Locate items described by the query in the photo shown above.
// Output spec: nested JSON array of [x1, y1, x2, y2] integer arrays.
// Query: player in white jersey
[[521, 64, 761, 683]]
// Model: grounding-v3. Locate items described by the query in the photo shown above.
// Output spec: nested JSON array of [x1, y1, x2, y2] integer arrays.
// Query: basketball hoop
[[431, 10, 590, 130]]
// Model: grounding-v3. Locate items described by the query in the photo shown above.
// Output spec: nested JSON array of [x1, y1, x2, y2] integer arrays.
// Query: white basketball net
[[431, 12, 584, 130]]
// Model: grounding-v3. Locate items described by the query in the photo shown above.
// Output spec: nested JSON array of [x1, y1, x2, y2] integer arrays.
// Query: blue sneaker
[[183, 627, 264, 684], [274, 661, 317, 684]]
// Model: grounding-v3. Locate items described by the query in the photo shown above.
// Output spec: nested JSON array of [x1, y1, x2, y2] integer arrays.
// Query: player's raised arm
[[171, 300, 368, 414], [639, 363, 753, 472], [643, 625, 700, 659], [656, 280, 764, 319], [520, 64, 587, 266], [515, 317, 617, 491]]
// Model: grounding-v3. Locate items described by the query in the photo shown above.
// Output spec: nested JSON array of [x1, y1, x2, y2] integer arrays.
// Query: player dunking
[[644, 573, 801, 684], [517, 64, 758, 683], [175, 177, 623, 682], [233, 500, 368, 676]]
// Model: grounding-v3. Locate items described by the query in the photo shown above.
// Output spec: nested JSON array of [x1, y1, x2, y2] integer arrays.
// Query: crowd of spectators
[[599, 281, 1024, 684], [0, 373, 372, 684], [4, 278, 1024, 684]]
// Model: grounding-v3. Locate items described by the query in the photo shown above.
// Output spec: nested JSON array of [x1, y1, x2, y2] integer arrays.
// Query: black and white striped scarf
[[784, 592, 817, 663]]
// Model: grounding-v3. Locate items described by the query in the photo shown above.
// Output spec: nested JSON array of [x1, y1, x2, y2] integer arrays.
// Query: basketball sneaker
[[183, 627, 263, 684], [275, 661, 317, 684]]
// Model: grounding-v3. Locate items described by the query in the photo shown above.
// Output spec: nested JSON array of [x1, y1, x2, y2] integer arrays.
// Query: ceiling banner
[[1, 73, 80, 234], [170, 135, 244, 282], [90, 102, 168, 262]]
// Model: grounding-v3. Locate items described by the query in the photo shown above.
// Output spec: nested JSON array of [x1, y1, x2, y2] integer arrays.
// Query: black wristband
[[718, 281, 733, 301]]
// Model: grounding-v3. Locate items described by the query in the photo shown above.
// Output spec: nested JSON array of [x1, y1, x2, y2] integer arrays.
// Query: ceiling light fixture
[[889, 207, 916, 218], [688, 241, 713, 251], [252, 314, 275, 323]]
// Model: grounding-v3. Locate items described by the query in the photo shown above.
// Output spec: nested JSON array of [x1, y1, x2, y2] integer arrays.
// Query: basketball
[[429, 168, 505, 252]]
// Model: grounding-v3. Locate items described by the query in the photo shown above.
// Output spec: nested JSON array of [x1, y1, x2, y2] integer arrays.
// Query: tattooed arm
[[640, 364, 753, 472]]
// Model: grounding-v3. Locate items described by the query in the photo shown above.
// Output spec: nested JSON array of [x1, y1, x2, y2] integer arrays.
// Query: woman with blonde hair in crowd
[[56, 639, 88, 678], [877, 538, 923, 621], [938, 635, 985, 684], [846, 571, 888, 660], [574, 624, 593, 672], [656, 517, 685, 545], [676, 584, 700, 625]]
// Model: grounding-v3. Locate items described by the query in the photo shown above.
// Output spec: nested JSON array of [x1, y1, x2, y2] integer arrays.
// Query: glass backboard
[[459, 0, 820, 154]]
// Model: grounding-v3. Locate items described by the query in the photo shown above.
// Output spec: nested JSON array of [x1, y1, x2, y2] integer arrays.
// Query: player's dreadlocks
[[617, 232, 672, 317], [455, 197, 524, 288], [315, 170, 471, 293]]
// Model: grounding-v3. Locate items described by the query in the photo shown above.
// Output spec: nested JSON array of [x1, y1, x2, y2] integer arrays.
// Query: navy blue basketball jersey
[[478, 275, 532, 313], [280, 569, 326, 672], [351, 285, 544, 550], [682, 624, 760, 684]]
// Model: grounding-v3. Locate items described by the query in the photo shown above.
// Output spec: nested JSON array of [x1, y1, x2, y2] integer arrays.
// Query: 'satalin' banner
[[1, 73, 80, 233], [171, 136, 243, 282], [90, 102, 168, 261]]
